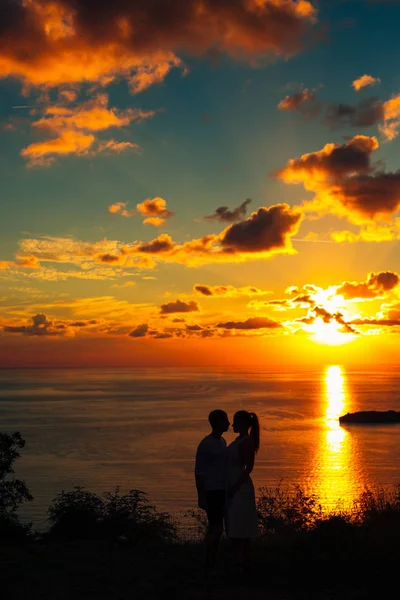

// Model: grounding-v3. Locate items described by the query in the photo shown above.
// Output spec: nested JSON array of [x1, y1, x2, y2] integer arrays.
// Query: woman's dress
[[225, 436, 259, 539]]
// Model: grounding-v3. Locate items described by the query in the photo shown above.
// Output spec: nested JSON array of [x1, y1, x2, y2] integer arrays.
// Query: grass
[[2, 484, 400, 599]]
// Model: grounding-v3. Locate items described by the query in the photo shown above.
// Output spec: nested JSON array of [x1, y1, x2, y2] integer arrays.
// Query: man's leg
[[205, 523, 223, 567], [204, 491, 225, 570]]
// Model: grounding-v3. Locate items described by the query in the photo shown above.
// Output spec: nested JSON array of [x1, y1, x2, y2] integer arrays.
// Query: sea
[[1, 366, 400, 529]]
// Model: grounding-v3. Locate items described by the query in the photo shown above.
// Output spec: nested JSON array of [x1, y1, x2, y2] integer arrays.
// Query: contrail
[[12, 105, 33, 109]]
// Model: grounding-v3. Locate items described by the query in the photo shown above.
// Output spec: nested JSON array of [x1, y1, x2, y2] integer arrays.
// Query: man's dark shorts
[[205, 490, 225, 527]]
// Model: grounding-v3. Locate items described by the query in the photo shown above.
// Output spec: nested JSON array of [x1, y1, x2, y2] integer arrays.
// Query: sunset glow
[[310, 319, 356, 346], [0, 1, 399, 367]]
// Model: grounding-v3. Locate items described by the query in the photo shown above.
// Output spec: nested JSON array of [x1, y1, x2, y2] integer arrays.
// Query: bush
[[47, 487, 105, 540], [257, 483, 323, 536], [0, 431, 33, 542], [0, 512, 33, 542], [47, 486, 176, 543], [102, 488, 176, 543], [352, 485, 400, 524], [184, 507, 208, 541]]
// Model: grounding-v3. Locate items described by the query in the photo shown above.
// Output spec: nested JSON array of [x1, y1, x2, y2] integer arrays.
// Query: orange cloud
[[277, 87, 321, 117], [336, 272, 399, 300], [108, 202, 128, 215], [136, 197, 174, 226], [0, 1, 317, 89], [20, 94, 152, 165], [21, 130, 95, 166], [13, 255, 41, 268], [276, 135, 400, 224], [331, 220, 400, 243], [15, 203, 302, 272], [380, 94, 400, 140], [98, 140, 140, 154], [143, 217, 165, 227], [107, 202, 136, 217], [33, 94, 154, 132], [58, 88, 79, 103], [352, 74, 380, 92]]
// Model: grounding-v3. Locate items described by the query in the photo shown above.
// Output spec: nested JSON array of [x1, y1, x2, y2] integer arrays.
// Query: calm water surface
[[1, 366, 400, 527]]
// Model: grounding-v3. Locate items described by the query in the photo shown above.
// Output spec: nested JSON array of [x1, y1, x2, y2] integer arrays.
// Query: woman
[[225, 410, 259, 574]]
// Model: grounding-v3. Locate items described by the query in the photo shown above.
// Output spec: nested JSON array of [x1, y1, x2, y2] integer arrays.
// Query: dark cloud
[[136, 234, 176, 254], [69, 320, 98, 327], [337, 271, 399, 299], [297, 305, 358, 335], [193, 284, 268, 297], [0, 0, 318, 88], [186, 324, 203, 331], [153, 332, 173, 339], [205, 199, 252, 223], [4, 313, 52, 335], [338, 171, 400, 218], [217, 317, 282, 330], [325, 97, 384, 129], [268, 299, 291, 307], [129, 323, 149, 338], [220, 204, 302, 252], [292, 294, 313, 304], [278, 88, 321, 117], [276, 135, 400, 220], [276, 135, 377, 180], [160, 299, 200, 314], [99, 253, 120, 263], [194, 285, 214, 296], [349, 318, 400, 327]]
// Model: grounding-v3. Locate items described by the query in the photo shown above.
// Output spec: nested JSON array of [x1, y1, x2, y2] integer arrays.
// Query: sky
[[0, 0, 399, 368]]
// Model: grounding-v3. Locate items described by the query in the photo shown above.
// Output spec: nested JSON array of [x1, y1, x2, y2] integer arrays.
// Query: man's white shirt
[[194, 435, 227, 491]]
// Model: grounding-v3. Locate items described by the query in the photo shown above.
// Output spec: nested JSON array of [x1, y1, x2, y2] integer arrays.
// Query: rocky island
[[339, 410, 400, 424]]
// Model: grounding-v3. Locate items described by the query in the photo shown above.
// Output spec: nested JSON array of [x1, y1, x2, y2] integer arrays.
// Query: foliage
[[0, 512, 33, 542], [102, 487, 176, 542], [47, 486, 104, 540], [183, 507, 208, 541], [0, 431, 33, 541], [257, 483, 323, 535], [47, 486, 176, 543], [351, 484, 400, 536]]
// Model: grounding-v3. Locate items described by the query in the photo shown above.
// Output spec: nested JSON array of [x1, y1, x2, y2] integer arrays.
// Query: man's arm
[[194, 442, 207, 510]]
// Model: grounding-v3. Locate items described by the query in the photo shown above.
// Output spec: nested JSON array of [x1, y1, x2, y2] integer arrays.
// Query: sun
[[310, 317, 356, 346]]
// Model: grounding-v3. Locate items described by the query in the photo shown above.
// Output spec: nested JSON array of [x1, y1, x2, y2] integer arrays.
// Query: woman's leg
[[241, 538, 251, 572], [230, 538, 251, 573]]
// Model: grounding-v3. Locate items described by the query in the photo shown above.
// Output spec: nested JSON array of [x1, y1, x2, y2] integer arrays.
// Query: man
[[194, 409, 230, 572]]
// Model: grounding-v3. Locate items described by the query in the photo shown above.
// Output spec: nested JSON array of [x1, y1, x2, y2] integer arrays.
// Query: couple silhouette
[[194, 409, 260, 576]]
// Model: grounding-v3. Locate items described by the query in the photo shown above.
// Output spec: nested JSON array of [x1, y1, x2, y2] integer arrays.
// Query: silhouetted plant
[[47, 486, 104, 540], [102, 487, 176, 542], [47, 486, 176, 542], [184, 507, 208, 541], [257, 483, 323, 535], [0, 431, 33, 541], [352, 485, 400, 530]]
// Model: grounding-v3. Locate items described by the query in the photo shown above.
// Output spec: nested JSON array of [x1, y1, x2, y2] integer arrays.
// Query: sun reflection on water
[[312, 365, 360, 511], [325, 365, 346, 453]]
